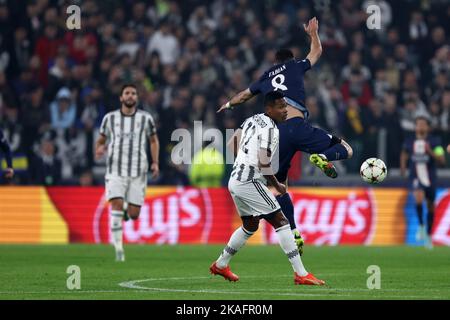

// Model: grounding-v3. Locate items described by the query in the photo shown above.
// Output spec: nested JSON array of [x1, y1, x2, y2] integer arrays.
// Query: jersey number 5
[[271, 74, 288, 91]]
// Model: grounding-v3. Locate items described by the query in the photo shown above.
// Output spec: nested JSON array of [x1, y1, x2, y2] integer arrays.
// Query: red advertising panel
[[46, 187, 234, 244], [433, 190, 450, 246], [262, 189, 376, 245]]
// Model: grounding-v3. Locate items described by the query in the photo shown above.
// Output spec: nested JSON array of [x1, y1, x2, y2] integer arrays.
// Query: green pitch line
[[0, 244, 449, 300]]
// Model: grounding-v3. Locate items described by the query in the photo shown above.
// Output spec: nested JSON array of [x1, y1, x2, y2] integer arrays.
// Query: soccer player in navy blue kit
[[0, 129, 14, 181], [400, 116, 445, 249], [218, 18, 353, 253]]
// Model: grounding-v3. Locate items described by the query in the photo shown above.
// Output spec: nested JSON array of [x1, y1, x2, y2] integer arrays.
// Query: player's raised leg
[[310, 137, 353, 179]]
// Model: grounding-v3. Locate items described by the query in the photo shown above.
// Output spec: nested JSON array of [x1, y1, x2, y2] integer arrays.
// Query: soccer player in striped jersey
[[0, 129, 14, 180], [95, 84, 160, 261], [400, 115, 445, 249], [217, 18, 353, 255], [210, 91, 325, 285]]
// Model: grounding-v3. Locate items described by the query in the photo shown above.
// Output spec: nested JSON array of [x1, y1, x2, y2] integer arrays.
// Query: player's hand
[[151, 163, 159, 179], [447, 144, 450, 154], [303, 17, 319, 35], [95, 145, 106, 160], [217, 102, 231, 113], [276, 183, 287, 195], [4, 168, 14, 179]]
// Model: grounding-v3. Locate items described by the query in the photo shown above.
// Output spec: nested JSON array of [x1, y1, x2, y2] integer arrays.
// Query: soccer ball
[[360, 158, 387, 184]]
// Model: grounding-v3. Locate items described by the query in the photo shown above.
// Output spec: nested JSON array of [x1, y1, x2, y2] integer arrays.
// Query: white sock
[[111, 210, 123, 252], [275, 224, 308, 276], [216, 226, 254, 268]]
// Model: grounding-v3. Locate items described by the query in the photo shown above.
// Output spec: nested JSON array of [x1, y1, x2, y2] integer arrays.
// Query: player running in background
[[0, 129, 14, 181], [217, 17, 353, 253], [95, 84, 160, 261], [400, 115, 446, 249], [210, 91, 325, 286]]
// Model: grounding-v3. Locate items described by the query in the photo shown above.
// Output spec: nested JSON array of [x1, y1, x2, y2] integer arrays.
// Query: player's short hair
[[264, 91, 285, 107], [275, 48, 294, 63], [120, 83, 137, 96], [415, 113, 431, 125]]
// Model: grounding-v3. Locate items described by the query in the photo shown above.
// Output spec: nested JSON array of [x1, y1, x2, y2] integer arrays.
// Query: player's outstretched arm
[[149, 134, 160, 179], [304, 17, 322, 66], [217, 89, 255, 113]]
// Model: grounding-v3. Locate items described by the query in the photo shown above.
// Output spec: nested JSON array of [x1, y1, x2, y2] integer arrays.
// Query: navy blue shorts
[[275, 117, 335, 182]]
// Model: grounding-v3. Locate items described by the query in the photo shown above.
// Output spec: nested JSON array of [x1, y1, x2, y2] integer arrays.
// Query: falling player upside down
[[210, 91, 325, 286]]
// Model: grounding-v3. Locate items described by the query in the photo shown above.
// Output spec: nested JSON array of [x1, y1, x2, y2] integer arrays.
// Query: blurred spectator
[[49, 87, 76, 130], [29, 138, 62, 186], [341, 69, 373, 107], [189, 141, 225, 188], [382, 91, 403, 167], [146, 20, 180, 65]]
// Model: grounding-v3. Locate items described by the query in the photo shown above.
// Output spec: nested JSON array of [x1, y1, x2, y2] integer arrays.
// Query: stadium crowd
[[0, 0, 449, 186]]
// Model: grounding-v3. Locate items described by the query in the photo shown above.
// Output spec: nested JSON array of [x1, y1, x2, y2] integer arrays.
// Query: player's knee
[[242, 217, 259, 232], [129, 212, 140, 220]]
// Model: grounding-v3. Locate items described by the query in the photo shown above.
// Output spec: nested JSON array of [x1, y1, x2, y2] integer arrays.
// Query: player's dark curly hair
[[275, 48, 294, 63], [264, 91, 285, 107], [120, 83, 137, 96]]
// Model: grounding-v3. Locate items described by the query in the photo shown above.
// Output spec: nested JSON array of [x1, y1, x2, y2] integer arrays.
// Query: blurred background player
[[95, 84, 160, 261], [0, 129, 14, 181], [400, 115, 446, 249], [217, 17, 353, 253], [211, 91, 325, 286]]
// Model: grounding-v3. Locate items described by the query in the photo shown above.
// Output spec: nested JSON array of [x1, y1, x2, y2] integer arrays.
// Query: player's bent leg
[[264, 211, 325, 286]]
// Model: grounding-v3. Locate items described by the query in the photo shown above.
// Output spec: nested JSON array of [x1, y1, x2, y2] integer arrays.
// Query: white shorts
[[228, 178, 280, 217], [105, 174, 147, 206]]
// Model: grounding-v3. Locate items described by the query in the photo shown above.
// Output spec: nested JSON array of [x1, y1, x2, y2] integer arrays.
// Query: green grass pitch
[[0, 244, 449, 300]]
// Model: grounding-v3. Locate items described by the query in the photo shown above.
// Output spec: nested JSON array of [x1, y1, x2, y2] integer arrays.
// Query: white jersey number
[[271, 74, 288, 91]]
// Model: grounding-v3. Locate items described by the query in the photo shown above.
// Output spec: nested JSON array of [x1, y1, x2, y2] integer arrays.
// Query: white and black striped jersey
[[231, 113, 279, 183], [100, 109, 156, 178]]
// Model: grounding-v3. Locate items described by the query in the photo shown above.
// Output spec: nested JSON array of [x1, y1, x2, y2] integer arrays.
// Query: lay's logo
[[263, 189, 376, 245]]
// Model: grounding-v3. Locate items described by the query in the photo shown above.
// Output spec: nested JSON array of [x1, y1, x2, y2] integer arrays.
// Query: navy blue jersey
[[249, 58, 311, 117], [402, 135, 442, 187]]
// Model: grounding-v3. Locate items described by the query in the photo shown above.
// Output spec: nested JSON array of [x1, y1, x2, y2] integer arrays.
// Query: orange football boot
[[294, 273, 325, 285], [209, 262, 239, 282]]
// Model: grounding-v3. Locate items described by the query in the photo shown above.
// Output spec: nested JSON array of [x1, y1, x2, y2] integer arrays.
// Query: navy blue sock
[[416, 204, 423, 226], [322, 143, 348, 161], [276, 193, 296, 230]]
